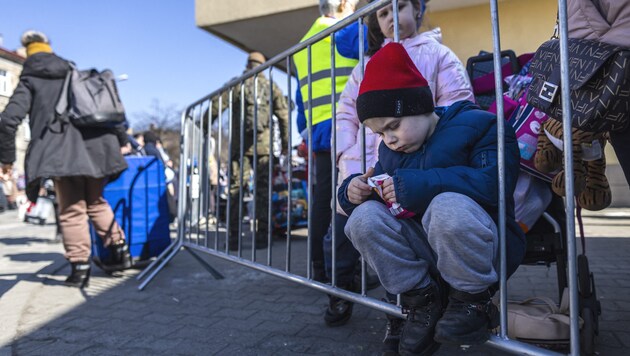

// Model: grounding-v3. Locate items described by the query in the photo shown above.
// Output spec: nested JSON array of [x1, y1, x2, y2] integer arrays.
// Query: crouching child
[[338, 43, 526, 355]]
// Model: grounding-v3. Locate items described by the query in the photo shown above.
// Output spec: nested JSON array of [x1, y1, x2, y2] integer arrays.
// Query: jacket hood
[[21, 52, 69, 79], [438, 100, 478, 119], [384, 27, 443, 48]]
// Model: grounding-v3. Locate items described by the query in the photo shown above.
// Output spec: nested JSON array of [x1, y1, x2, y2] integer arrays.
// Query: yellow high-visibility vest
[[293, 16, 358, 126]]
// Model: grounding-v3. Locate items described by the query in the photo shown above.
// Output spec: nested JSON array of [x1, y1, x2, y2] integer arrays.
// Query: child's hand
[[381, 177, 397, 203], [347, 167, 374, 205]]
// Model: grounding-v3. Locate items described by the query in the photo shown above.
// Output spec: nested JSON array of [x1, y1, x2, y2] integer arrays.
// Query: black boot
[[398, 284, 443, 356], [434, 289, 499, 345], [65, 262, 91, 288], [382, 312, 405, 356], [324, 281, 357, 327], [105, 241, 132, 270]]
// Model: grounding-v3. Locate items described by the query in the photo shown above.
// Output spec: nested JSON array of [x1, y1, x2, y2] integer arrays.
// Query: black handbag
[[526, 38, 630, 133]]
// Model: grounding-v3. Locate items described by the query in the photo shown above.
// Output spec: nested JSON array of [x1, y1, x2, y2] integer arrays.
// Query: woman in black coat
[[0, 31, 131, 288]]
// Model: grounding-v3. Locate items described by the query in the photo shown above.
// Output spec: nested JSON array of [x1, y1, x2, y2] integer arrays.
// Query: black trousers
[[312, 151, 333, 267]]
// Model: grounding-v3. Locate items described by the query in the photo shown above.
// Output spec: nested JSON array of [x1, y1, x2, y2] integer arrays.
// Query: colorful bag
[[526, 38, 630, 133], [508, 91, 555, 182]]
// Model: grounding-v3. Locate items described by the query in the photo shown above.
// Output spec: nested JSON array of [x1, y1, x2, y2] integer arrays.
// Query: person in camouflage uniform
[[210, 52, 289, 250]]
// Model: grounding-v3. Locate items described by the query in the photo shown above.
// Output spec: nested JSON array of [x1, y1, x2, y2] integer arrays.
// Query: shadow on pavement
[[0, 237, 59, 245], [5, 235, 630, 355]]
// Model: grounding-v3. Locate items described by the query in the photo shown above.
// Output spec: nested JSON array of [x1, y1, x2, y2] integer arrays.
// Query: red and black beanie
[[357, 42, 434, 123]]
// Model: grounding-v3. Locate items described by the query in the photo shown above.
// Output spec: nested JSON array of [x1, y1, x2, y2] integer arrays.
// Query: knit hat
[[247, 51, 266, 65], [20, 30, 49, 47], [356, 42, 434, 123]]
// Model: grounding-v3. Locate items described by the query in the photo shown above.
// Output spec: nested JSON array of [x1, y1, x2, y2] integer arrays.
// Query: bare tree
[[133, 99, 182, 166], [133, 99, 181, 135]]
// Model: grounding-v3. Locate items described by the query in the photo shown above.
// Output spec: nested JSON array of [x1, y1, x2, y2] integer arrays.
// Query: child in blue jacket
[[338, 43, 525, 354]]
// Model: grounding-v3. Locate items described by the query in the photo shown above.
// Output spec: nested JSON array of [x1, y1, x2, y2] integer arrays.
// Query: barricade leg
[[136, 238, 180, 281], [137, 240, 183, 291], [184, 245, 224, 280]]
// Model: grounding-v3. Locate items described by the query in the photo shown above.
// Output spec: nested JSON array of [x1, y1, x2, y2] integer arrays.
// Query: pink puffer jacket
[[335, 28, 474, 185], [568, 0, 630, 48]]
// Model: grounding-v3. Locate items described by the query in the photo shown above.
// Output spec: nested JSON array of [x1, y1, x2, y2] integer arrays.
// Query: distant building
[[0, 44, 29, 175]]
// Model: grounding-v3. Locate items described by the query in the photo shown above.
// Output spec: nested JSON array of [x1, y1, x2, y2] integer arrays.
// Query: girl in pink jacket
[[335, 1, 474, 186]]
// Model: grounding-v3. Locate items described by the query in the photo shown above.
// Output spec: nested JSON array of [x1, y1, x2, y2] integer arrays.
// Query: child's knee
[[425, 192, 469, 220], [345, 201, 388, 241]]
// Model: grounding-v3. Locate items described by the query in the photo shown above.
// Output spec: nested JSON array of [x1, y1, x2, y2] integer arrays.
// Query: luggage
[[90, 156, 171, 270]]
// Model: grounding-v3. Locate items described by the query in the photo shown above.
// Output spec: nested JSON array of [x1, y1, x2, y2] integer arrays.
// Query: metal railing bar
[[267, 67, 274, 266], [238, 83, 246, 257], [331, 32, 338, 288], [306, 44, 313, 280], [253, 74, 259, 261], [557, 0, 580, 353], [489, 0, 508, 339], [285, 57, 293, 273]]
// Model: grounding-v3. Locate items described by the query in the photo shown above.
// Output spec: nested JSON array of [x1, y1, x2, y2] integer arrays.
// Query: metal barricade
[[138, 0, 583, 354]]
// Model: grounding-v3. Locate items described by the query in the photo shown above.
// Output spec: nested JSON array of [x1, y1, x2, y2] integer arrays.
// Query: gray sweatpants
[[345, 192, 498, 295]]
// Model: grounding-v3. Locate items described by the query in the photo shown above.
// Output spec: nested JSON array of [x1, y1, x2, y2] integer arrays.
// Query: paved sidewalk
[[1, 208, 629, 355]]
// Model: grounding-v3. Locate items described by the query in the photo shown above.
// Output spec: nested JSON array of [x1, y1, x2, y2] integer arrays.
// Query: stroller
[[466, 51, 602, 354]]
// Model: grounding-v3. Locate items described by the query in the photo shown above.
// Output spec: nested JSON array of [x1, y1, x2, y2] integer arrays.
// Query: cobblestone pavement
[[1, 208, 629, 355]]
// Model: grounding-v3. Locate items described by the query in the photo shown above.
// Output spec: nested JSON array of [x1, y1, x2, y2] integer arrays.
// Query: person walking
[[0, 31, 131, 288], [209, 51, 290, 250]]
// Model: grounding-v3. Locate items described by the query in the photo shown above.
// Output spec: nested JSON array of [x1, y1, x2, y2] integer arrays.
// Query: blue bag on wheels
[[91, 156, 171, 271]]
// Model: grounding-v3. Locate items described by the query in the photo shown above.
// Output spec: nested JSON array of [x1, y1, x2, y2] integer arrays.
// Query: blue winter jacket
[[338, 101, 526, 278]]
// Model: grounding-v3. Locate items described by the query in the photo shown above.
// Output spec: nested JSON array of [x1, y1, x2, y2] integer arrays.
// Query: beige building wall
[[429, 0, 557, 62]]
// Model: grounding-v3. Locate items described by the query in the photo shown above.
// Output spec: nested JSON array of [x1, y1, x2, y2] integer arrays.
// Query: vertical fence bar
[[307, 45, 313, 280], [557, 0, 580, 353], [189, 106, 198, 245], [215, 94, 223, 250], [393, 0, 400, 42], [489, 0, 508, 339], [330, 32, 338, 288], [358, 15, 368, 296], [225, 89, 234, 253], [268, 67, 274, 265], [286, 57, 293, 273], [238, 83, 246, 257], [204, 100, 212, 248], [253, 75, 259, 260], [196, 104, 203, 246], [178, 110, 192, 247]]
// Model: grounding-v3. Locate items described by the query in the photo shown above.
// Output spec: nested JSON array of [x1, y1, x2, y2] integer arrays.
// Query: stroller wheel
[[578, 254, 592, 298], [580, 307, 596, 355]]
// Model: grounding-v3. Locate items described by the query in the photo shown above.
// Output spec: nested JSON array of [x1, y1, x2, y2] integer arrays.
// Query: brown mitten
[[578, 139, 612, 211]]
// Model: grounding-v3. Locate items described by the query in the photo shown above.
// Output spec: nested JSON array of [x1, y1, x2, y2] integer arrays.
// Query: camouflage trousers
[[229, 155, 271, 240]]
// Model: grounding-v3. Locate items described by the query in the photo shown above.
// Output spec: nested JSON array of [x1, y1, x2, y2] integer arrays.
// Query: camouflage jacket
[[210, 73, 289, 157]]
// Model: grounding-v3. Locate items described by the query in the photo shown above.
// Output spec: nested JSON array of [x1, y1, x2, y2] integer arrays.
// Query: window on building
[[0, 70, 11, 96]]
